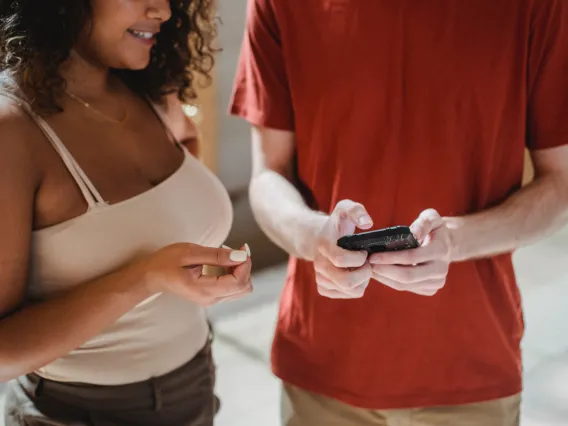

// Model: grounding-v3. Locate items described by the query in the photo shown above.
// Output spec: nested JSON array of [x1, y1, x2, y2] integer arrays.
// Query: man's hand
[[314, 200, 374, 299], [369, 209, 452, 296]]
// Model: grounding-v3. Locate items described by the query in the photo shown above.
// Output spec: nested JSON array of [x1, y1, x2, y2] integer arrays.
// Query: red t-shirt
[[230, 0, 568, 409]]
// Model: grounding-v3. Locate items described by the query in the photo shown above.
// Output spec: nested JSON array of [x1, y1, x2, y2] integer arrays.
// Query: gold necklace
[[65, 91, 128, 124]]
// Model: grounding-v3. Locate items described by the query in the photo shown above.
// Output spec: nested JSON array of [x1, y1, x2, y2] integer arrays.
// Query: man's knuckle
[[347, 275, 360, 288], [313, 259, 325, 272], [434, 262, 448, 277], [336, 199, 353, 210], [398, 269, 413, 283], [330, 254, 344, 267], [354, 289, 366, 298], [425, 208, 439, 217], [316, 236, 328, 249], [354, 282, 368, 297], [347, 203, 363, 215], [339, 269, 355, 284], [391, 282, 405, 291], [355, 255, 367, 267], [405, 251, 418, 264]]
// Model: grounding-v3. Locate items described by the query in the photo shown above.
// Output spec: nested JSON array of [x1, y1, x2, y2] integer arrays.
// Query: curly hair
[[0, 0, 217, 114]]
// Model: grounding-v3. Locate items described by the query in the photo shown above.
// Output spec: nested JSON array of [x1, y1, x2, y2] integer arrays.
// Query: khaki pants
[[282, 384, 521, 426]]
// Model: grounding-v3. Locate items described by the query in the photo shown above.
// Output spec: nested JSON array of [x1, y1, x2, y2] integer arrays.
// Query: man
[[230, 1, 568, 424]]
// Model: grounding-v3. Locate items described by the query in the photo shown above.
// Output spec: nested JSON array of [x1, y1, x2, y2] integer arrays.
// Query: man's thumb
[[410, 209, 443, 242], [333, 199, 373, 235]]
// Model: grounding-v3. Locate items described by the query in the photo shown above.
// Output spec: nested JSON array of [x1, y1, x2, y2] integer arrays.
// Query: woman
[[0, 0, 252, 425]]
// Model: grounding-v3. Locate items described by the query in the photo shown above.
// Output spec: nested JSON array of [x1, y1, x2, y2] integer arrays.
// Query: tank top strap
[[0, 91, 106, 209]]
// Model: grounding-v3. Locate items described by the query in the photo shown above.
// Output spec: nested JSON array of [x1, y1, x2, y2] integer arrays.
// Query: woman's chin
[[129, 62, 151, 71], [125, 59, 151, 71], [111, 55, 152, 71]]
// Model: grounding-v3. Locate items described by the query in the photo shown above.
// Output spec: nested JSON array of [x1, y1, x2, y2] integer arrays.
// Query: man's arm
[[231, 1, 374, 298], [369, 145, 568, 293], [249, 126, 374, 298], [446, 145, 568, 262], [444, 1, 568, 261], [248, 127, 327, 261], [369, 146, 568, 295]]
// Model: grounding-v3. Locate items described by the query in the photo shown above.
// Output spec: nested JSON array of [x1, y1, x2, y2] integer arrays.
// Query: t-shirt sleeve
[[526, 0, 568, 150], [229, 0, 294, 131]]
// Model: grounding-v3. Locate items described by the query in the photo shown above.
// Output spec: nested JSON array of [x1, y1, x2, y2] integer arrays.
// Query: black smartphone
[[337, 226, 419, 254]]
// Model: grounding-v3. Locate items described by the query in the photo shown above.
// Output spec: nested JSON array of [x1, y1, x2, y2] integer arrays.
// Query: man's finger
[[373, 274, 443, 296], [318, 287, 354, 299], [409, 209, 444, 242], [371, 262, 446, 283], [317, 260, 372, 290], [317, 271, 369, 297], [329, 200, 373, 236], [315, 273, 337, 291], [317, 283, 367, 299], [319, 241, 367, 268], [369, 244, 437, 265], [373, 274, 405, 292]]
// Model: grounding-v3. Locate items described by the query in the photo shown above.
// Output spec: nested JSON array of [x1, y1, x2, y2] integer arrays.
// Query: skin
[[0, 0, 251, 382], [249, 127, 568, 299]]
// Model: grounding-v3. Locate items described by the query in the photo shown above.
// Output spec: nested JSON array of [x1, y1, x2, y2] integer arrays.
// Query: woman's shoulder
[[157, 93, 195, 128], [0, 92, 38, 143], [155, 93, 199, 151], [0, 91, 43, 178]]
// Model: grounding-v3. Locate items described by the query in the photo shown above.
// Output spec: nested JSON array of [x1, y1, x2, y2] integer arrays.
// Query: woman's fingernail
[[244, 243, 251, 256], [358, 215, 373, 226], [222, 244, 232, 250], [230, 250, 248, 262]]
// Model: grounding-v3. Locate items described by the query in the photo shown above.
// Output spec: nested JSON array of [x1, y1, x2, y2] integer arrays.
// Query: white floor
[[210, 228, 568, 426]]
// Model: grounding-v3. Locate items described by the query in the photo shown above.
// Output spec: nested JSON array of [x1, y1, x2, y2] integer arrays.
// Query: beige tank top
[[5, 93, 233, 385]]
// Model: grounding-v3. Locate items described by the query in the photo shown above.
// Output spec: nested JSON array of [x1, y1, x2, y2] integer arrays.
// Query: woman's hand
[[140, 243, 253, 306]]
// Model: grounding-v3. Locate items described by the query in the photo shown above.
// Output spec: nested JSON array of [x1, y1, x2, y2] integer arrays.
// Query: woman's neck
[[60, 50, 115, 100]]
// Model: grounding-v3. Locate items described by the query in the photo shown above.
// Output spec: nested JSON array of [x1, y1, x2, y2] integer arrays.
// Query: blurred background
[[1, 2, 567, 425]]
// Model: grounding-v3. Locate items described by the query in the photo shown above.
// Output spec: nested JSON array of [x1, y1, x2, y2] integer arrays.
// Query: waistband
[[18, 329, 215, 413]]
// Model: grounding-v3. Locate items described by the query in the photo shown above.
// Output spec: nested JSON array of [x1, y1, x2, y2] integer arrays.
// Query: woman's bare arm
[[0, 107, 154, 381], [0, 105, 39, 317]]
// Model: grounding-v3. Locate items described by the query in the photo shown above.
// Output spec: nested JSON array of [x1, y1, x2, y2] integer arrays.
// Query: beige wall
[[189, 80, 218, 174]]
